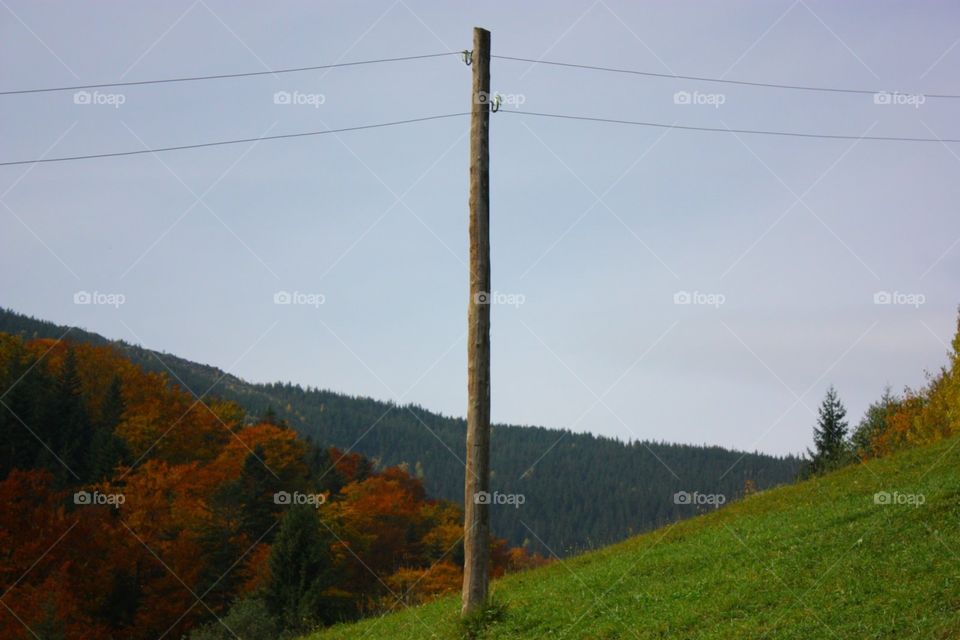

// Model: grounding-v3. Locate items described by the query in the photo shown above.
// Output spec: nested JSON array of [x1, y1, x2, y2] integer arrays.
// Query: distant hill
[[0, 307, 801, 555]]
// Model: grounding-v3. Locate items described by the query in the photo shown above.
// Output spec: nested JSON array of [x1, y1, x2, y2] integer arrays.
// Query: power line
[[3, 108, 955, 168], [500, 109, 960, 143], [0, 52, 458, 96], [7, 49, 956, 103], [493, 55, 960, 100], [6, 49, 957, 102], [0, 113, 468, 167]]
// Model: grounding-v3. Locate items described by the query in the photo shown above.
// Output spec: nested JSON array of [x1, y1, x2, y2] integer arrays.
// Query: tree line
[[805, 311, 960, 476]]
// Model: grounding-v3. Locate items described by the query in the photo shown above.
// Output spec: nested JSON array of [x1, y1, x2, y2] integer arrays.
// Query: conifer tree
[[237, 446, 281, 542], [0, 341, 44, 477], [265, 505, 340, 631], [90, 375, 129, 481], [44, 348, 92, 483], [808, 385, 850, 474]]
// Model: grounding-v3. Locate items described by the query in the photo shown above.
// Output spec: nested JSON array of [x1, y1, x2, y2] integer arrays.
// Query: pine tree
[[196, 480, 247, 613], [261, 404, 288, 428], [262, 404, 278, 424], [90, 375, 130, 480], [43, 348, 92, 483], [304, 443, 345, 496], [100, 374, 126, 429], [237, 446, 281, 542], [0, 340, 45, 478], [265, 505, 341, 632], [808, 385, 850, 475]]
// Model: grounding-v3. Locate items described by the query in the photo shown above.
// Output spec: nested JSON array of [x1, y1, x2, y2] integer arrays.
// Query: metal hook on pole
[[491, 93, 501, 112], [462, 50, 473, 66]]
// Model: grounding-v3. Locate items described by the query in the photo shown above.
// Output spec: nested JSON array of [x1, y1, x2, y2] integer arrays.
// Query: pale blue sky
[[2, 1, 959, 456]]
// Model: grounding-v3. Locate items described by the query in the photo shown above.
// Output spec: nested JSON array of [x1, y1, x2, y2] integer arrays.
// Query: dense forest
[[0, 332, 545, 638], [0, 308, 802, 554]]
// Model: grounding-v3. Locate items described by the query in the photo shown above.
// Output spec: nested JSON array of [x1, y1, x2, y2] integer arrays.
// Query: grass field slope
[[309, 435, 960, 639]]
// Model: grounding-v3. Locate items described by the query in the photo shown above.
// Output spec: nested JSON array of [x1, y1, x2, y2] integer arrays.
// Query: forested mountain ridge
[[0, 307, 802, 554]]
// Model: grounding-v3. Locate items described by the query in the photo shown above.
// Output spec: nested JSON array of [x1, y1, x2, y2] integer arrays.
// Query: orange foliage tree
[[0, 335, 546, 638]]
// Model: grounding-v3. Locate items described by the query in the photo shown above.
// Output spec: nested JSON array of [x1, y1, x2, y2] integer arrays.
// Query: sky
[[2, 1, 959, 457]]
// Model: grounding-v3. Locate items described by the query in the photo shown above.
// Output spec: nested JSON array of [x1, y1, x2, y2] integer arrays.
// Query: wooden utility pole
[[462, 25, 492, 617]]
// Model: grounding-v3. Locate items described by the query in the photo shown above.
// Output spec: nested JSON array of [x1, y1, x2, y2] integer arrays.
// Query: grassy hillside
[[308, 435, 960, 639], [0, 308, 800, 555]]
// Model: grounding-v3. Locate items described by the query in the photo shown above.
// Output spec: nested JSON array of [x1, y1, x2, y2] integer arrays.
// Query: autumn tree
[[851, 386, 899, 459], [0, 333, 546, 638]]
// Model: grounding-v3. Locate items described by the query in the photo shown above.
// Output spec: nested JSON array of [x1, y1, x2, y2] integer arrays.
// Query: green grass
[[308, 437, 960, 639]]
